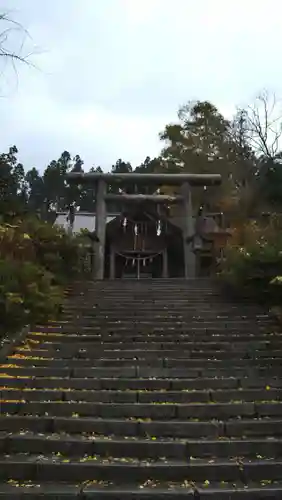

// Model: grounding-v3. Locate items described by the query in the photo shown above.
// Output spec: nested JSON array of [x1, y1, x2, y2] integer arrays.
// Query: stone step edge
[[2, 480, 281, 499], [3, 434, 282, 459], [2, 454, 282, 468], [1, 456, 282, 486]]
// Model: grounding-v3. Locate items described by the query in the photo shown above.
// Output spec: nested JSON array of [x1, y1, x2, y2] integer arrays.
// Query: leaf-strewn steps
[[0, 278, 281, 498]]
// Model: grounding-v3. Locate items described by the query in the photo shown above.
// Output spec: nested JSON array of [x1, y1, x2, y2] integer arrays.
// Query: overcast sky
[[0, 0, 281, 172]]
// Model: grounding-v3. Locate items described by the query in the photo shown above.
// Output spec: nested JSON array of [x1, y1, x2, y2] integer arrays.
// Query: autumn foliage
[[221, 218, 282, 303], [0, 217, 82, 336]]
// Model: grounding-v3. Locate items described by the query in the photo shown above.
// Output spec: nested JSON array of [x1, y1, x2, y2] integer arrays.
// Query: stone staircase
[[0, 279, 282, 498]]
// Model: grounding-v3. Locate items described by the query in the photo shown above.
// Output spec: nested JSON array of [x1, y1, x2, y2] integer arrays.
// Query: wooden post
[[95, 179, 107, 280], [162, 248, 168, 278], [110, 246, 115, 280], [181, 182, 196, 278]]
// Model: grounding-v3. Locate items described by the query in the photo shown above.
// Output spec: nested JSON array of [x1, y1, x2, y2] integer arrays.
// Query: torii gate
[[66, 172, 221, 279]]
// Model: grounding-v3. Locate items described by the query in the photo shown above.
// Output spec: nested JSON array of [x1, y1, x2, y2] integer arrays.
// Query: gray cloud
[[0, 0, 281, 171]]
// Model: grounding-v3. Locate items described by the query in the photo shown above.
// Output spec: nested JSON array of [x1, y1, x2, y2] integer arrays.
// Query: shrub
[[220, 221, 282, 304], [17, 217, 82, 285], [0, 217, 85, 337], [0, 259, 63, 336]]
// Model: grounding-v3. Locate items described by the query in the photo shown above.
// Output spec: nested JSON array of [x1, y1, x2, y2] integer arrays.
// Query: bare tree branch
[[0, 11, 41, 92], [242, 90, 282, 159]]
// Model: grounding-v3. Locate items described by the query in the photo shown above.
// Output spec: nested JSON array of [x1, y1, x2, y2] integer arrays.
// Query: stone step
[[70, 281, 215, 286], [2, 415, 282, 438], [12, 348, 282, 360], [2, 366, 282, 380], [0, 278, 280, 498], [28, 330, 281, 338], [65, 304, 254, 310], [63, 296, 233, 301], [29, 325, 272, 336], [1, 453, 282, 483], [3, 433, 282, 460], [0, 376, 235, 391], [29, 341, 282, 354], [49, 318, 273, 324], [62, 301, 267, 307], [1, 388, 282, 404], [62, 310, 268, 319], [10, 351, 282, 364], [64, 294, 222, 298], [26, 333, 280, 343], [59, 313, 273, 321], [70, 286, 216, 289], [61, 305, 269, 313], [36, 337, 282, 346], [3, 480, 282, 499], [63, 295, 215, 300], [2, 434, 188, 459], [2, 365, 282, 379], [6, 357, 282, 369], [55, 323, 273, 332], [63, 299, 255, 304], [65, 312, 270, 321], [0, 482, 82, 499], [2, 401, 282, 420], [2, 376, 281, 391], [62, 295, 225, 300], [62, 295, 241, 300], [61, 304, 247, 311]]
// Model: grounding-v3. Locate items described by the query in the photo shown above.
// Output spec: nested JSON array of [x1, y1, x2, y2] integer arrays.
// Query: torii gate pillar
[[181, 182, 196, 278], [94, 179, 107, 279]]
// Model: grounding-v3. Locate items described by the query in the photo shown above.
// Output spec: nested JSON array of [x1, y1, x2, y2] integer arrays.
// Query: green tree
[[13, 162, 28, 206], [258, 156, 282, 208], [160, 100, 260, 217], [111, 159, 132, 173], [0, 146, 26, 219], [43, 151, 74, 213], [25, 167, 45, 213]]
